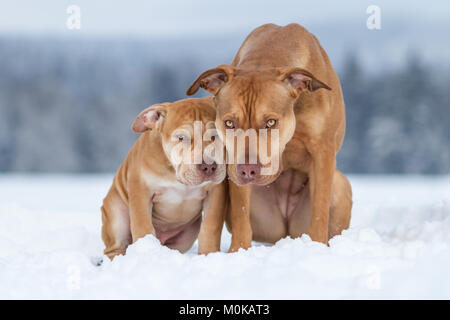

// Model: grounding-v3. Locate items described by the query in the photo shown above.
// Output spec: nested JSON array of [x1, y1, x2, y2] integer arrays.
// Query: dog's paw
[[307, 230, 329, 245], [198, 245, 221, 255], [228, 241, 251, 253]]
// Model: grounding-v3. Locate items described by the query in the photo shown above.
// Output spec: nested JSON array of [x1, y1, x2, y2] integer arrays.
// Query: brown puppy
[[187, 23, 352, 252], [101, 97, 227, 259]]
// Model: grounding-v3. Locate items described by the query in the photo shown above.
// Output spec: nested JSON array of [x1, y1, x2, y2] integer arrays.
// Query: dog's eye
[[176, 134, 186, 142], [224, 120, 235, 129], [265, 119, 277, 128]]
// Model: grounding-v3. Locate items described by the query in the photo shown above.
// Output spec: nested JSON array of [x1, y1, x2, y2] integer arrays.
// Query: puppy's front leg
[[198, 181, 227, 255], [128, 177, 155, 243]]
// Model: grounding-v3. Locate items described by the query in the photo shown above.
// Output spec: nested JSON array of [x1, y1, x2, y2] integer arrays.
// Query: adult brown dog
[[187, 23, 352, 252], [101, 97, 227, 259]]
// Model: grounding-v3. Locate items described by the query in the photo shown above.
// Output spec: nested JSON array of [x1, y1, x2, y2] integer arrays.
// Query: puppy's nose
[[197, 161, 217, 177], [237, 164, 261, 181]]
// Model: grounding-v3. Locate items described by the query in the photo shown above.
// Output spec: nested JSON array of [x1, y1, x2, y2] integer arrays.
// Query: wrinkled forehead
[[163, 104, 216, 134], [217, 73, 291, 119]]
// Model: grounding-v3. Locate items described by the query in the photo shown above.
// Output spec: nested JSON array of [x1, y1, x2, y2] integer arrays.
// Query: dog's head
[[132, 97, 226, 186], [186, 65, 331, 186]]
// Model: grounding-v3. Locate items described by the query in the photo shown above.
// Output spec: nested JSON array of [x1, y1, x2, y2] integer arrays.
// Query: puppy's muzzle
[[197, 161, 217, 177]]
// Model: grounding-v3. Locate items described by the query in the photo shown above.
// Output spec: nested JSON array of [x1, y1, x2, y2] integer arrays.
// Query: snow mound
[[0, 174, 449, 299]]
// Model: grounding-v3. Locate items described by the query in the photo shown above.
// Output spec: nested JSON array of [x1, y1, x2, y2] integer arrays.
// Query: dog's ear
[[279, 67, 331, 97], [186, 64, 235, 96], [132, 104, 167, 133]]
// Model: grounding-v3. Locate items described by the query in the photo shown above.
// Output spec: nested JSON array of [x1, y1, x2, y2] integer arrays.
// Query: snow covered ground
[[0, 174, 449, 299]]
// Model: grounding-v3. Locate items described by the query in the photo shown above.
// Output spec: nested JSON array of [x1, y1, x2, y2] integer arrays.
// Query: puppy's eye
[[176, 134, 186, 142], [224, 120, 235, 129], [266, 119, 277, 128]]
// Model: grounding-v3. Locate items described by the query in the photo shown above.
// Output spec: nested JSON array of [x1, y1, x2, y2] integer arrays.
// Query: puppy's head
[[132, 97, 226, 186], [187, 65, 331, 186]]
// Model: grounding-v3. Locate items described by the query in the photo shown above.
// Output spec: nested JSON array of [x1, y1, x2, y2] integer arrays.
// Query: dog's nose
[[197, 161, 217, 177], [237, 164, 261, 181]]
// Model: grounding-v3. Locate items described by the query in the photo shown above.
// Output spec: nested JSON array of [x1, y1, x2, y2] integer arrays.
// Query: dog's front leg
[[198, 181, 227, 255], [307, 144, 335, 244], [128, 178, 155, 243], [228, 181, 253, 252]]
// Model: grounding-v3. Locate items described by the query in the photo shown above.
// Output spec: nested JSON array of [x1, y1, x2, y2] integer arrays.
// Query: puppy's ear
[[186, 64, 235, 96], [132, 104, 167, 133], [279, 67, 331, 97]]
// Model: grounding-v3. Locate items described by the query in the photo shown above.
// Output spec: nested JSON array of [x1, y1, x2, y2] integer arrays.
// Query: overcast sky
[[1, 0, 449, 37]]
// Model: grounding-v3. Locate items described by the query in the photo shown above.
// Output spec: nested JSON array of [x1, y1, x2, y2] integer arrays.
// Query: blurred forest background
[[0, 1, 449, 174]]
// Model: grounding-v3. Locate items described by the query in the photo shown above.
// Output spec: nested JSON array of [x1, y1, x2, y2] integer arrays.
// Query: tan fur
[[101, 97, 227, 259], [188, 23, 353, 251]]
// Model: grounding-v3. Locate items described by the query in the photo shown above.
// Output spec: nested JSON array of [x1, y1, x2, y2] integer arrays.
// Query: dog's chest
[[143, 173, 208, 204], [153, 183, 207, 204], [251, 169, 309, 219], [143, 173, 208, 225]]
